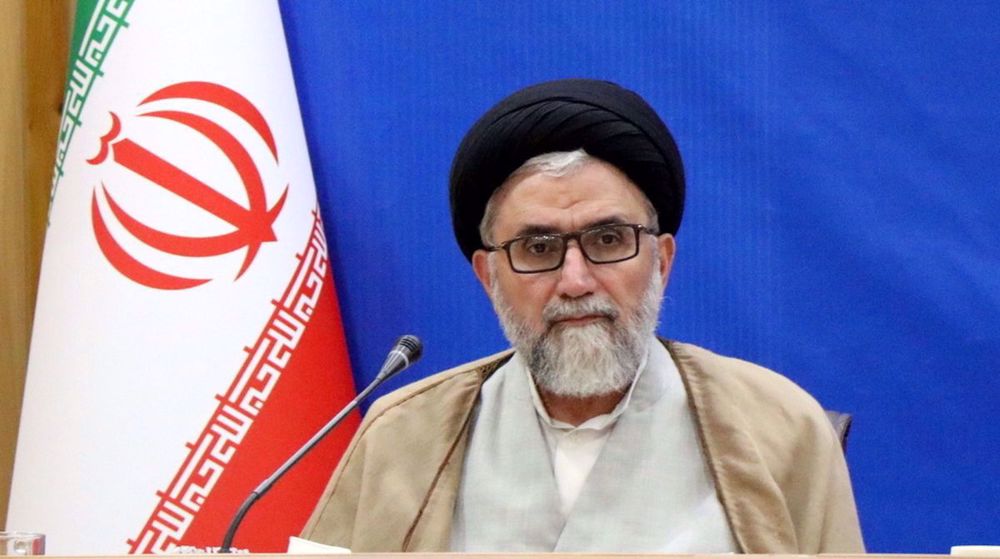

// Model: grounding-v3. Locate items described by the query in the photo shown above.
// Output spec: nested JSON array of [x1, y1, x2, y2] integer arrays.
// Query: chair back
[[825, 410, 853, 452]]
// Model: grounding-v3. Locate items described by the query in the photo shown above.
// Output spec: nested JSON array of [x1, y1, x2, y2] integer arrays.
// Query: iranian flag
[[7, 0, 357, 554]]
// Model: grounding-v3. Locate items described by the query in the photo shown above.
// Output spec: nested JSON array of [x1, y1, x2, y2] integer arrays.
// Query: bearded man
[[302, 79, 864, 554]]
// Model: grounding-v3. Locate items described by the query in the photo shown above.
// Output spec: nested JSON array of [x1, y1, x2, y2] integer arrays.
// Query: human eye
[[522, 235, 559, 255], [593, 226, 626, 246]]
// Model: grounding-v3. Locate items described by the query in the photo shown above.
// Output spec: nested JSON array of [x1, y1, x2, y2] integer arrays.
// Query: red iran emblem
[[88, 81, 288, 290]]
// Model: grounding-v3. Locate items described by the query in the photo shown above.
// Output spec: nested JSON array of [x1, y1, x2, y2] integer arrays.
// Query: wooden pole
[[0, 0, 71, 530]]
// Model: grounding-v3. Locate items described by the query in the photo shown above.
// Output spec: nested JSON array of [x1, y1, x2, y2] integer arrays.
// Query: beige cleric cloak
[[302, 340, 865, 553]]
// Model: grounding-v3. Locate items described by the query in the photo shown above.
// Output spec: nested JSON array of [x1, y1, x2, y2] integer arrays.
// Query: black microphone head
[[397, 334, 423, 362], [376, 335, 424, 381]]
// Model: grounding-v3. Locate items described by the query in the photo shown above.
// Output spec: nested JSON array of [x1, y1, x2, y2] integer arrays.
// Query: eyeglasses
[[484, 223, 657, 274]]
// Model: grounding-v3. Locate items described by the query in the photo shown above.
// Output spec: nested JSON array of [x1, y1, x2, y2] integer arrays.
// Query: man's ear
[[657, 234, 676, 287], [471, 249, 493, 295]]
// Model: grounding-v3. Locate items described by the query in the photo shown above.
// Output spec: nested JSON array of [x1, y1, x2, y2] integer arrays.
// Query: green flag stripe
[[50, 0, 135, 213]]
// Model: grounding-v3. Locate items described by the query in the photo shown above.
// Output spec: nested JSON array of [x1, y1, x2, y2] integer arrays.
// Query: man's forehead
[[492, 162, 652, 234]]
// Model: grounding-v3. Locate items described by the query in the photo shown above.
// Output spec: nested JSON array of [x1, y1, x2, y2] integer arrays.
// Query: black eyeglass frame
[[483, 223, 658, 274]]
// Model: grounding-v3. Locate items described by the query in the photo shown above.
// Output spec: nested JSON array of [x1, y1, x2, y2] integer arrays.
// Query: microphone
[[219, 335, 423, 553], [376, 334, 422, 381]]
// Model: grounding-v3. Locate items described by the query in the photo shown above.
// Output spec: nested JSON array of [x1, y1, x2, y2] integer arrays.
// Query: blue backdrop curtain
[[278, 2, 999, 552]]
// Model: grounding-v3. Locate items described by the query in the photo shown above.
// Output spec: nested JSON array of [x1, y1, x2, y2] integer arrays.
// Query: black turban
[[449, 78, 685, 261]]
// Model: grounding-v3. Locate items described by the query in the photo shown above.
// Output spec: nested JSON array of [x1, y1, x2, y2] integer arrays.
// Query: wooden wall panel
[[1, 0, 71, 530], [0, 0, 30, 531]]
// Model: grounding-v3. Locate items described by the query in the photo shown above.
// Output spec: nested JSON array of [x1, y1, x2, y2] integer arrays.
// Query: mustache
[[542, 296, 620, 326]]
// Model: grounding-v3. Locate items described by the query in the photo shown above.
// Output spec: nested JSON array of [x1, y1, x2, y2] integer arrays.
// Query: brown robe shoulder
[[302, 342, 864, 553]]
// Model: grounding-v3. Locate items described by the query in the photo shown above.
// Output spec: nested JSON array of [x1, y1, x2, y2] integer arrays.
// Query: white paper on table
[[287, 536, 350, 554]]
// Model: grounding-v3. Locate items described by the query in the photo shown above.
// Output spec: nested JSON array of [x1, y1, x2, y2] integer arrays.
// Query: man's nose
[[556, 242, 598, 298]]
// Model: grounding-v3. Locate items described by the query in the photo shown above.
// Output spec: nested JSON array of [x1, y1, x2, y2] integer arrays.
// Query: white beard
[[490, 261, 663, 398]]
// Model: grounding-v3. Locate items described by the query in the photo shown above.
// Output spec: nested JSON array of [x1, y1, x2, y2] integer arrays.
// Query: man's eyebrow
[[511, 216, 630, 237], [583, 216, 629, 229], [512, 224, 560, 237]]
